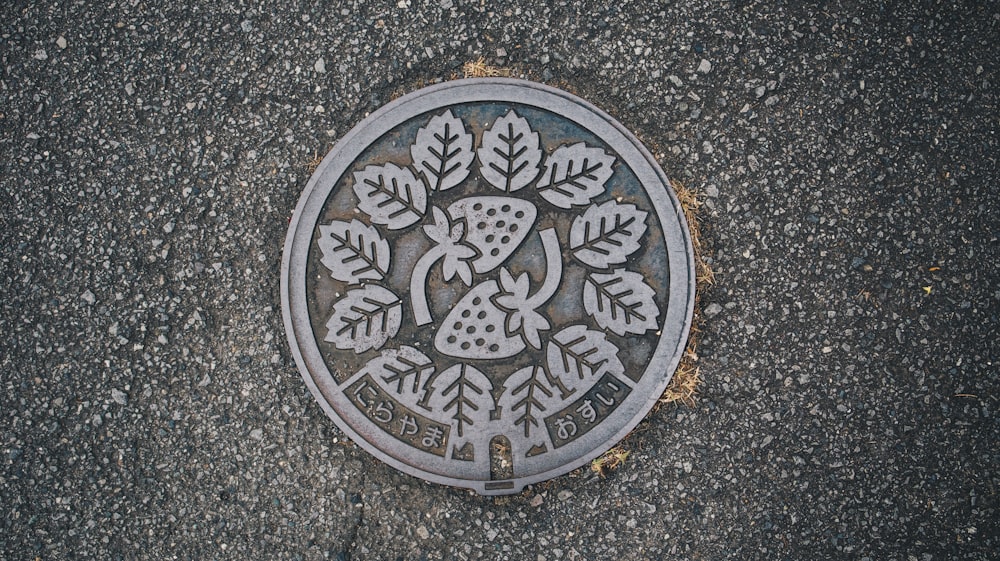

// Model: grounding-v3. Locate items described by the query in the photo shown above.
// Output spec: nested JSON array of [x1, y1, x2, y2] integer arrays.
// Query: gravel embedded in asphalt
[[2, 1, 997, 559]]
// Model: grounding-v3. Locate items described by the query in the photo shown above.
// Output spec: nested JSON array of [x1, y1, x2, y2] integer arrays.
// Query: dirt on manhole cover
[[281, 79, 695, 495]]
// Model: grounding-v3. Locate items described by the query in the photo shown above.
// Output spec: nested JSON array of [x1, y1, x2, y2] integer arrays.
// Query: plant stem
[[410, 244, 448, 326], [525, 228, 562, 309]]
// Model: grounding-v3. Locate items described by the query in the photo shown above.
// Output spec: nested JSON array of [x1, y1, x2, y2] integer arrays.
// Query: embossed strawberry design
[[447, 196, 536, 274], [434, 278, 515, 359], [433, 229, 562, 359], [411, 196, 537, 326]]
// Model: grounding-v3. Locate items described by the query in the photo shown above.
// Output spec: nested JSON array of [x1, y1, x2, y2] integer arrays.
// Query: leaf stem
[[525, 228, 562, 309], [410, 244, 449, 326]]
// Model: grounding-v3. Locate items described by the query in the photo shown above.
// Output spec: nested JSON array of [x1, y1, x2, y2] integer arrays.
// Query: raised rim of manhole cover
[[281, 78, 695, 495]]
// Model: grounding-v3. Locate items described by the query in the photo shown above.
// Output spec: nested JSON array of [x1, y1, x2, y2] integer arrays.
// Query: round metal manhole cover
[[281, 79, 694, 495]]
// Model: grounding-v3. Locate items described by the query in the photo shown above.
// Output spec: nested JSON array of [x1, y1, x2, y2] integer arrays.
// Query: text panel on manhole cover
[[282, 80, 694, 494]]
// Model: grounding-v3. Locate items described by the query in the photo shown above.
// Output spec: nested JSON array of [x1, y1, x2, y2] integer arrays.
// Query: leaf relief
[[583, 269, 660, 336], [317, 219, 391, 284], [325, 285, 403, 353], [570, 200, 648, 269], [364, 346, 437, 412], [425, 363, 494, 437], [545, 325, 625, 398], [536, 143, 615, 209], [497, 365, 560, 439], [352, 163, 427, 230], [410, 109, 475, 192], [477, 110, 542, 193]]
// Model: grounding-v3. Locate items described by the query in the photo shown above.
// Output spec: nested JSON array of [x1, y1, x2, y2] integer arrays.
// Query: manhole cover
[[282, 79, 694, 495]]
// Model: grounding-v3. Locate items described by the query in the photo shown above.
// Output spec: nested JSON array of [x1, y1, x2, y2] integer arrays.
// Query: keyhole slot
[[489, 435, 514, 481]]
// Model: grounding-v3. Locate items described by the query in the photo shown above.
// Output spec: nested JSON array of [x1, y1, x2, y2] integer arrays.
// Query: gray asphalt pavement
[[2, 1, 998, 559]]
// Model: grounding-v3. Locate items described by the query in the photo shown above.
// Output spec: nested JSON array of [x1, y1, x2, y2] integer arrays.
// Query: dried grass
[[591, 446, 630, 477], [658, 179, 712, 408], [672, 179, 714, 288], [462, 57, 512, 78], [304, 150, 323, 174], [660, 341, 702, 408]]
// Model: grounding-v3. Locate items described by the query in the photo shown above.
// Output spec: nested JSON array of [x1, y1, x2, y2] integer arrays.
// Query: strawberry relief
[[282, 79, 695, 494]]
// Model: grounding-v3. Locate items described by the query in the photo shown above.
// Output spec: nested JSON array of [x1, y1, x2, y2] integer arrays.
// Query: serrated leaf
[[583, 269, 660, 336], [477, 110, 542, 192], [352, 163, 427, 230], [497, 268, 530, 302], [497, 366, 557, 439], [521, 312, 550, 349], [536, 142, 615, 208], [364, 346, 436, 411], [442, 250, 474, 285], [426, 364, 494, 437], [545, 325, 625, 397], [317, 219, 391, 283], [410, 109, 474, 192], [422, 206, 457, 244], [325, 285, 402, 353], [570, 201, 648, 269], [506, 309, 550, 350], [418, 206, 475, 288]]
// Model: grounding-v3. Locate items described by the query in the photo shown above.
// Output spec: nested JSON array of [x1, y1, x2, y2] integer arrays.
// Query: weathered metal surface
[[281, 79, 695, 495]]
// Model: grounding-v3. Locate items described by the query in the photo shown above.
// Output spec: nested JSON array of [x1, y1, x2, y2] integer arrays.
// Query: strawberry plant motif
[[307, 101, 673, 473], [433, 277, 518, 358], [569, 201, 648, 269], [410, 109, 474, 192], [325, 284, 403, 353], [433, 229, 562, 359], [477, 110, 542, 192], [583, 269, 659, 336], [411, 197, 537, 326], [446, 197, 537, 274], [352, 162, 427, 230], [414, 207, 478, 286], [536, 143, 616, 209], [316, 219, 391, 284]]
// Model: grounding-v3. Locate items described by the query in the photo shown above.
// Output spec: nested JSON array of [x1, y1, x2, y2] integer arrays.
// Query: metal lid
[[281, 79, 695, 494]]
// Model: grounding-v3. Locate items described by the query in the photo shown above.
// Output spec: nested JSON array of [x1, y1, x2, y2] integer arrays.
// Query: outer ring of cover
[[280, 79, 696, 495]]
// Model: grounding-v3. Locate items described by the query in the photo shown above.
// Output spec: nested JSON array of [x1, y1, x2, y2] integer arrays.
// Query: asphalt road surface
[[2, 1, 997, 559]]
